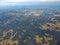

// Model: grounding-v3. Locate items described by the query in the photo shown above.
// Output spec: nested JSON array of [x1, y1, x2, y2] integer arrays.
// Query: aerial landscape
[[0, 0, 60, 45]]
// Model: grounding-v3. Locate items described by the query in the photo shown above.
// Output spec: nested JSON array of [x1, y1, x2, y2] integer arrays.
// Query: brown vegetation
[[0, 29, 19, 45]]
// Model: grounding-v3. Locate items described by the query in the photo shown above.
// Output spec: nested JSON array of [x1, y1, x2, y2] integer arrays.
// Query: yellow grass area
[[30, 11, 41, 16], [40, 23, 54, 30], [35, 35, 43, 44], [33, 13, 40, 16], [0, 29, 19, 45], [35, 34, 53, 45], [40, 22, 60, 32]]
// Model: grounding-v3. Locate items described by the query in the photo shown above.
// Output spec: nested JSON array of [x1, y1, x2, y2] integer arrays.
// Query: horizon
[[0, 2, 60, 5], [0, 0, 60, 2]]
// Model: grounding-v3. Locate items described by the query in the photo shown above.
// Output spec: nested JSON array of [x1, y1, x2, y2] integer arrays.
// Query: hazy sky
[[0, 0, 60, 2]]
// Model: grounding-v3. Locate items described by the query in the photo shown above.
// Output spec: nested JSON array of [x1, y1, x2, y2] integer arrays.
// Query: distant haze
[[0, 0, 60, 2]]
